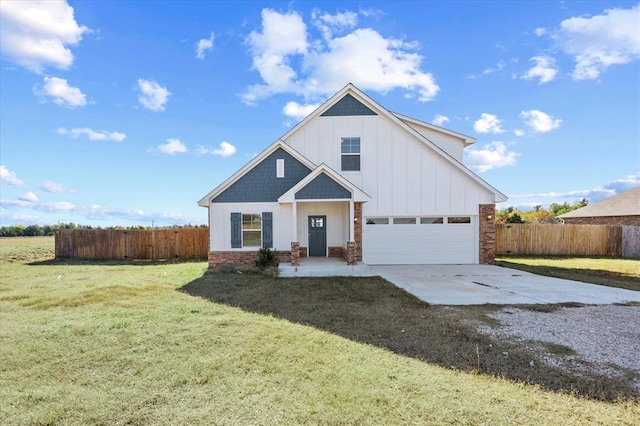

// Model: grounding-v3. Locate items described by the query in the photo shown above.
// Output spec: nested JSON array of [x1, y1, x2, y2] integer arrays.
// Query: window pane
[[393, 217, 416, 224], [341, 137, 360, 153], [242, 214, 261, 230], [366, 218, 389, 225], [242, 230, 261, 246], [448, 216, 471, 224], [420, 217, 444, 224], [341, 155, 360, 171]]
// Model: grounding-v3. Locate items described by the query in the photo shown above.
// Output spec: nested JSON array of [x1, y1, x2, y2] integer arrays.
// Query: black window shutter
[[262, 212, 273, 248], [231, 212, 241, 248]]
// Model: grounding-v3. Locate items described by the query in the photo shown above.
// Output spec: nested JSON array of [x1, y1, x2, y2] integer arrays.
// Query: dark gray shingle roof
[[559, 187, 640, 218]]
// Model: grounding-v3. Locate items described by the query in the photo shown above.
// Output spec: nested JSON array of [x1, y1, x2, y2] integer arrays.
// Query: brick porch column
[[346, 241, 357, 265], [479, 204, 496, 264], [291, 242, 300, 267], [354, 202, 362, 262]]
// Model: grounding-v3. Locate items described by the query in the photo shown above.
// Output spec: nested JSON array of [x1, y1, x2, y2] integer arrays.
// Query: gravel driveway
[[476, 304, 640, 386]]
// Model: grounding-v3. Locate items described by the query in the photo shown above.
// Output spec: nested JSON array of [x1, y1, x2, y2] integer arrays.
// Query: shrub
[[256, 247, 277, 268]]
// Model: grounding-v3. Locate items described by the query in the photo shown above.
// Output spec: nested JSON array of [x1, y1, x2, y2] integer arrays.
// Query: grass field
[[496, 256, 640, 291], [1, 237, 639, 425]]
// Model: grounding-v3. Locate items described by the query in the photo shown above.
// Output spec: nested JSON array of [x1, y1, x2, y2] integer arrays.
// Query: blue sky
[[1, 0, 638, 227]]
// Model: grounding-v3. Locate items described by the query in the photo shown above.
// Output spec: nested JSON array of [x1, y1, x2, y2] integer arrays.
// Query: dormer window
[[341, 137, 360, 171]]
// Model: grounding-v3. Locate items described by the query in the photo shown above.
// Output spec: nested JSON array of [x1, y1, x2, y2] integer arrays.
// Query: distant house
[[558, 187, 640, 226], [198, 83, 507, 267]]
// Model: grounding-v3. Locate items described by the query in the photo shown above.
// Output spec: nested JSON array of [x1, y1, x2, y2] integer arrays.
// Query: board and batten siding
[[209, 202, 292, 251], [396, 118, 465, 162], [283, 114, 495, 218]]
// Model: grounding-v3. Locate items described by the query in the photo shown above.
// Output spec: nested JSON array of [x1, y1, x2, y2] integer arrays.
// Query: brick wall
[[208, 250, 291, 267], [479, 204, 496, 264], [346, 241, 358, 265], [328, 246, 344, 258], [562, 216, 640, 226], [354, 202, 363, 262]]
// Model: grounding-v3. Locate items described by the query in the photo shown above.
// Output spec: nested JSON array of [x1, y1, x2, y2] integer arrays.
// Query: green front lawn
[[1, 237, 638, 424], [496, 256, 640, 291]]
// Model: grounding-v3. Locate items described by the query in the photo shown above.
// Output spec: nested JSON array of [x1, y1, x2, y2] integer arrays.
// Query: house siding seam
[[295, 173, 352, 200], [320, 94, 377, 117], [212, 148, 312, 203]]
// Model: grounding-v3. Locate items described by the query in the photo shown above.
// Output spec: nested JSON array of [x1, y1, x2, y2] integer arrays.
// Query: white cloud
[[555, 4, 640, 80], [197, 141, 237, 157], [464, 141, 519, 173], [19, 192, 38, 202], [473, 113, 504, 134], [137, 79, 170, 111], [242, 8, 440, 105], [1, 197, 201, 226], [521, 56, 558, 84], [195, 32, 215, 60], [520, 109, 562, 132], [604, 173, 640, 194], [534, 27, 547, 36], [35, 201, 76, 212], [511, 174, 639, 204], [431, 115, 450, 126], [57, 127, 126, 142], [41, 181, 73, 193], [0, 199, 33, 208], [35, 76, 87, 108], [157, 138, 187, 155], [0, 165, 24, 186], [513, 129, 525, 137], [305, 28, 439, 102], [312, 9, 358, 40], [283, 101, 320, 120], [0, 0, 88, 73], [242, 9, 309, 104], [482, 61, 506, 75]]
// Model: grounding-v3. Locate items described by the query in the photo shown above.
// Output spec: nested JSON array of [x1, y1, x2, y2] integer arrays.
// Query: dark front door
[[308, 215, 327, 257]]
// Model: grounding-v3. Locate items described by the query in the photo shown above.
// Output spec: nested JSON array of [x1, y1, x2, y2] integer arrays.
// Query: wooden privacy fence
[[55, 228, 209, 260], [495, 224, 639, 257]]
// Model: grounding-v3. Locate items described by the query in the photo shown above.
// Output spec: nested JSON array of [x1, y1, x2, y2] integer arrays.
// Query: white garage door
[[362, 216, 477, 265]]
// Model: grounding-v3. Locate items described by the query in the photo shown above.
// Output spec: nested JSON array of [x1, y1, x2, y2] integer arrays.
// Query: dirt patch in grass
[[181, 269, 639, 402]]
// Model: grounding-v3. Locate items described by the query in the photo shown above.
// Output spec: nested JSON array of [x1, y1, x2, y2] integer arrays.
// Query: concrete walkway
[[278, 260, 640, 305]]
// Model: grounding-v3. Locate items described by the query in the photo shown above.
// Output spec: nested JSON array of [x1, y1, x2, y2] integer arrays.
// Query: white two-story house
[[198, 83, 507, 267]]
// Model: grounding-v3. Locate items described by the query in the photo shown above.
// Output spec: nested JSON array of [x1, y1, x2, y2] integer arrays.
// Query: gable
[[281, 84, 506, 204], [212, 148, 312, 203], [295, 173, 352, 200], [320, 94, 377, 117]]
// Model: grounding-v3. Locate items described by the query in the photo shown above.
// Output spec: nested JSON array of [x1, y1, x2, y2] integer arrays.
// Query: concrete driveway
[[370, 264, 640, 305]]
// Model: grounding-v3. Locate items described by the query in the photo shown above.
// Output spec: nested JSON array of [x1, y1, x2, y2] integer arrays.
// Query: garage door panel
[[363, 222, 475, 264]]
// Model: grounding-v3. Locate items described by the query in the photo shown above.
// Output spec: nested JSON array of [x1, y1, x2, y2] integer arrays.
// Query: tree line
[[0, 223, 207, 237], [496, 199, 588, 224]]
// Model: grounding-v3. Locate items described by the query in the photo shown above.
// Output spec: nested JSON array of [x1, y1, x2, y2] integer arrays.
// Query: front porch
[[277, 165, 369, 267], [288, 201, 363, 266], [278, 256, 376, 277]]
